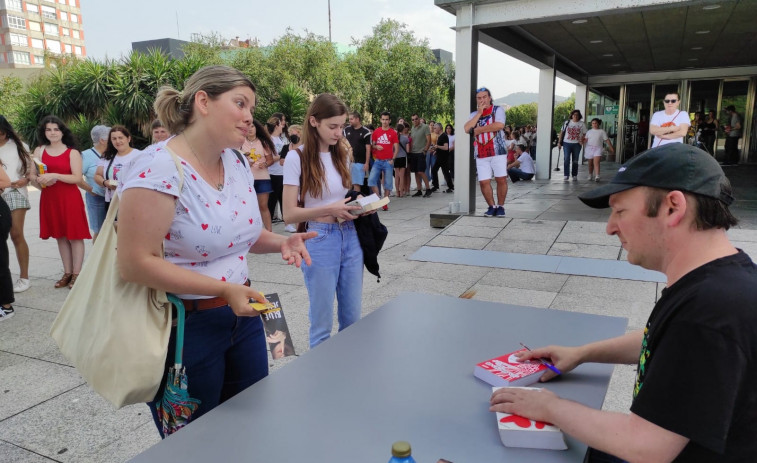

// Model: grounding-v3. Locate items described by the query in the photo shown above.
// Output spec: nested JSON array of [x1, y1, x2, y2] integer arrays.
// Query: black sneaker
[[0, 305, 14, 321], [412, 191, 423, 197], [444, 188, 454, 193], [423, 189, 433, 198], [430, 186, 439, 192]]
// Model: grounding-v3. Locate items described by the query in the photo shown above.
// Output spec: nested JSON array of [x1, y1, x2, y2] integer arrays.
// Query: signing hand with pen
[[515, 345, 583, 382]]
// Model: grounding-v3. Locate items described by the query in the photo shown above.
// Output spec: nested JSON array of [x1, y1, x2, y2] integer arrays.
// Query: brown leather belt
[[181, 280, 251, 312]]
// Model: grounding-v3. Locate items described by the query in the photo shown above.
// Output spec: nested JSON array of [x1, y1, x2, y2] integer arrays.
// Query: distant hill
[[494, 92, 568, 108]]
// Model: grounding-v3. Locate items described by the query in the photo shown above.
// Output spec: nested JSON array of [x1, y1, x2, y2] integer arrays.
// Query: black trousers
[[725, 137, 740, 164], [267, 174, 284, 220], [0, 198, 14, 305], [431, 152, 454, 190]]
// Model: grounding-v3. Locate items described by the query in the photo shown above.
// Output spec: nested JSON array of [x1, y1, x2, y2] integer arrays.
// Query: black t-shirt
[[436, 133, 449, 156], [343, 125, 371, 164], [630, 251, 757, 462]]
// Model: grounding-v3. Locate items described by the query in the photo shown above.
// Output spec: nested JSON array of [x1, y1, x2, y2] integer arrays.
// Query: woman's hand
[[329, 197, 362, 222], [221, 282, 269, 317], [10, 177, 28, 189], [36, 173, 58, 187], [253, 159, 267, 169], [281, 231, 317, 267]]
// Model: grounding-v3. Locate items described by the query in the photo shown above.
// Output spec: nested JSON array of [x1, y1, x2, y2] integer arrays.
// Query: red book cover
[[474, 348, 547, 387], [492, 387, 568, 450]]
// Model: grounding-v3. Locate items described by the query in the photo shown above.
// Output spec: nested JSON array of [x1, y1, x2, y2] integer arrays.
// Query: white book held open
[[337, 194, 389, 222]]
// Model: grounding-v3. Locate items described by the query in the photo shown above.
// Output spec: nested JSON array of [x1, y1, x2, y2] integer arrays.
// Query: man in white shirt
[[650, 92, 690, 148]]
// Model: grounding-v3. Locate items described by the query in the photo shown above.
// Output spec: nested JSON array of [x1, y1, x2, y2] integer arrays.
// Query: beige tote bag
[[50, 152, 184, 408]]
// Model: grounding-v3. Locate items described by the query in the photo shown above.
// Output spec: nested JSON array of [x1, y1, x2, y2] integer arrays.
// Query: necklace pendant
[[216, 183, 223, 191]]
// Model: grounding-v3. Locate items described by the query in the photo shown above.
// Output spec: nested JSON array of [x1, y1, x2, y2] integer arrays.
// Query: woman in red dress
[[33, 116, 91, 289]]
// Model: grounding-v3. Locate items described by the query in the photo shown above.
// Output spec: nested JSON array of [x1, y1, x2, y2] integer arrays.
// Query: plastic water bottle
[[388, 441, 417, 463]]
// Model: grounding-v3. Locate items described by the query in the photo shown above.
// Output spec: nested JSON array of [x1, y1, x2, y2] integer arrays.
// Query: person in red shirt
[[369, 112, 398, 205]]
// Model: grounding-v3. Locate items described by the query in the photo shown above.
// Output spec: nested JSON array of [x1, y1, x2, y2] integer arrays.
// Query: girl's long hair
[[252, 119, 276, 157], [299, 94, 351, 199]]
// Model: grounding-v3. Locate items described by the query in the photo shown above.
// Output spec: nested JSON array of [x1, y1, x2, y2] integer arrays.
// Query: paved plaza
[[2, 160, 757, 462]]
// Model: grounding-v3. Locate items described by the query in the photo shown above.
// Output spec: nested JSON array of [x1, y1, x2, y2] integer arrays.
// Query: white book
[[492, 387, 568, 450], [337, 194, 390, 222]]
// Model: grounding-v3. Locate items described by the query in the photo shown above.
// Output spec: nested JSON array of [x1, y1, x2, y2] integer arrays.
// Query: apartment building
[[0, 0, 85, 68]]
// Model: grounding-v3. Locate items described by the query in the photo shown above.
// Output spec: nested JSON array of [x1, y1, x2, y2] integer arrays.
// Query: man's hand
[[477, 99, 490, 116], [515, 345, 583, 382], [281, 230, 318, 267], [490, 387, 559, 423]]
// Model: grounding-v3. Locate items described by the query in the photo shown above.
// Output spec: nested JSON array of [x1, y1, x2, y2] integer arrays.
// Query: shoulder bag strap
[[104, 156, 116, 180]]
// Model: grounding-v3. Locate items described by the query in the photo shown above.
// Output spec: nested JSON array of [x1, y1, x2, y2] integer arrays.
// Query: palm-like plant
[[275, 83, 308, 125]]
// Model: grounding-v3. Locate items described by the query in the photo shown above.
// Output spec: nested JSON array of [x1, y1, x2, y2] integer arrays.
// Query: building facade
[[0, 0, 85, 69], [436, 0, 757, 214]]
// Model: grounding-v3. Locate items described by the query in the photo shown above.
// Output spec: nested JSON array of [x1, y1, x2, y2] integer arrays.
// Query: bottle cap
[[391, 441, 411, 458]]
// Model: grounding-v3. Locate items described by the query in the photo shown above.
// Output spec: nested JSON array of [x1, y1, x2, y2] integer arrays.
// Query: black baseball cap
[[579, 143, 734, 209]]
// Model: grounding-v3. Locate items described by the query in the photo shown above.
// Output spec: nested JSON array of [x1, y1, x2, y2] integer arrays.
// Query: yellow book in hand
[[36, 161, 47, 188]]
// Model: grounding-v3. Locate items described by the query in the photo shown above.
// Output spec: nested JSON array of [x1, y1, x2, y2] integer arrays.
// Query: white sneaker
[[595, 176, 600, 182], [13, 278, 30, 293], [0, 306, 14, 321], [284, 224, 297, 233], [572, 176, 578, 181], [590, 174, 595, 181]]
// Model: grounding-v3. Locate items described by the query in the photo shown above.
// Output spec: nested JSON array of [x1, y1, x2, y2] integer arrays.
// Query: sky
[[81, 0, 575, 99]]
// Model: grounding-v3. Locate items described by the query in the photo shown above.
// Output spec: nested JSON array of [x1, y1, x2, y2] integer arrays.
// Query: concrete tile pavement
[[3, 161, 757, 461]]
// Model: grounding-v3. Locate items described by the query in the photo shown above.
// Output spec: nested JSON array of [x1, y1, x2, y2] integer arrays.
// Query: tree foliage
[[553, 95, 576, 131], [9, 20, 454, 148], [0, 76, 24, 120], [506, 102, 538, 127]]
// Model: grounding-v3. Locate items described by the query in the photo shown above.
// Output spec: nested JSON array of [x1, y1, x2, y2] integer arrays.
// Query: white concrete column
[[535, 66, 556, 179], [453, 7, 478, 214], [575, 84, 588, 115]]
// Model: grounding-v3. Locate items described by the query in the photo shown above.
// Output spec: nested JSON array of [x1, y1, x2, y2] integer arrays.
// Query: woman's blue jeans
[[563, 142, 582, 177], [85, 192, 107, 234], [302, 221, 364, 348], [147, 306, 268, 438]]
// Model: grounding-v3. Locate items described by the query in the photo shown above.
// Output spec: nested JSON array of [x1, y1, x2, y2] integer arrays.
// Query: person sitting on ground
[[491, 143, 756, 462], [506, 144, 535, 183]]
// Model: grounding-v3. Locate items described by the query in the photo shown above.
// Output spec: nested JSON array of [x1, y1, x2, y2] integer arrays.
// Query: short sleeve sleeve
[[283, 150, 302, 186], [120, 147, 182, 198], [494, 106, 506, 124], [675, 112, 691, 127], [361, 128, 372, 144]]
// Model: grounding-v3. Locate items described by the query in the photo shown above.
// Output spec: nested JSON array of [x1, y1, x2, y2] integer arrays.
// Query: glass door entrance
[[718, 79, 750, 163]]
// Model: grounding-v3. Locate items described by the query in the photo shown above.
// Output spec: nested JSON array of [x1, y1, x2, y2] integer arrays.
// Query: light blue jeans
[[368, 159, 393, 192], [302, 221, 364, 348]]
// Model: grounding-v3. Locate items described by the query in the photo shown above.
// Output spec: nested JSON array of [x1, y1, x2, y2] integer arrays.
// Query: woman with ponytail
[[116, 65, 315, 437]]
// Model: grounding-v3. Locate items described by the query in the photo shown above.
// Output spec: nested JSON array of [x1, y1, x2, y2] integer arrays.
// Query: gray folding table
[[131, 292, 628, 462]]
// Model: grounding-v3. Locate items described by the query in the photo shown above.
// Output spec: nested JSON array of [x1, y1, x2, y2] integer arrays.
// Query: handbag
[[50, 151, 185, 409]]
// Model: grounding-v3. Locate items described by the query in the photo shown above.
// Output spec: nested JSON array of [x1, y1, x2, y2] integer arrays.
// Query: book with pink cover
[[492, 386, 568, 450], [474, 348, 547, 387]]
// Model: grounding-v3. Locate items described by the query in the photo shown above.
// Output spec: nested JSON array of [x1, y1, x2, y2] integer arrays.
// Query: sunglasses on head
[[664, 99, 678, 103], [476, 87, 489, 93]]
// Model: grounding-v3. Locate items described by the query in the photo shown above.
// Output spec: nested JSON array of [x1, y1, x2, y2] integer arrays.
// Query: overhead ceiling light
[[688, 58, 699, 61], [603, 53, 614, 57], [611, 64, 622, 67], [590, 40, 603, 44], [702, 4, 721, 10], [572, 19, 588, 24], [691, 46, 703, 50], [696, 30, 710, 34]]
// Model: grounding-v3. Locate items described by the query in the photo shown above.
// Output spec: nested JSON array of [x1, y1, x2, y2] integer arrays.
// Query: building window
[[44, 22, 58, 35], [10, 51, 31, 64], [40, 5, 56, 20], [68, 0, 76, 5], [74, 45, 82, 55], [9, 32, 27, 46], [34, 54, 44, 65], [6, 15, 27, 29], [4, 0, 23, 12], [59, 11, 67, 21], [70, 13, 78, 23], [46, 39, 61, 54], [31, 38, 44, 49], [28, 21, 41, 32], [61, 27, 69, 36]]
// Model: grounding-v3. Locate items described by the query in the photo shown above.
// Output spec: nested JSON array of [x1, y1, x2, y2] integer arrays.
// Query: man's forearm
[[578, 329, 643, 365]]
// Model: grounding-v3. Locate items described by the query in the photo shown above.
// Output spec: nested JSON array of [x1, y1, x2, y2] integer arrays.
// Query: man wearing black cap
[[491, 143, 757, 462]]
